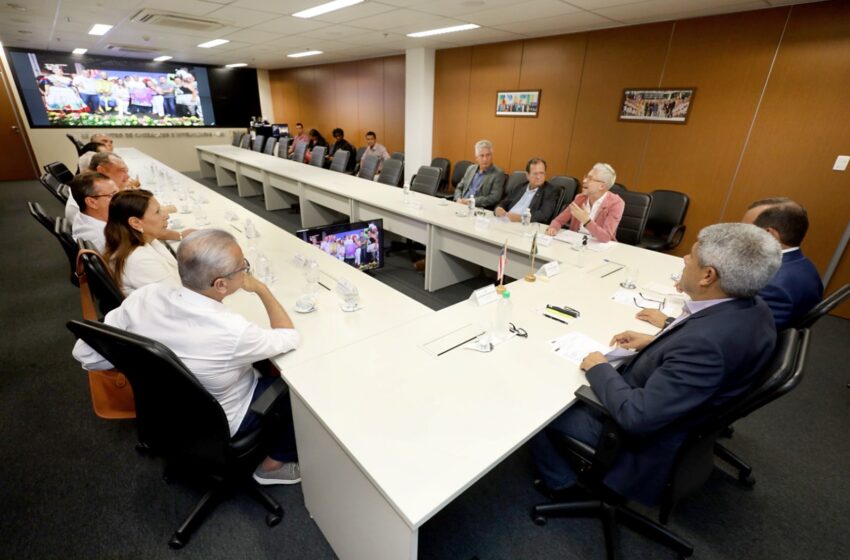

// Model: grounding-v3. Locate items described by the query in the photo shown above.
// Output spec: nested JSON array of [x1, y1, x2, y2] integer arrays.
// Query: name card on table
[[537, 261, 561, 278], [470, 284, 499, 306], [474, 216, 491, 230]]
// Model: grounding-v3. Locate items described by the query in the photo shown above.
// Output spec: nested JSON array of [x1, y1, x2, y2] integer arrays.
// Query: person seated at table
[[453, 139, 506, 210], [636, 197, 823, 330], [76, 141, 108, 175], [90, 132, 114, 152], [546, 163, 623, 242], [494, 157, 558, 223], [531, 223, 782, 506], [288, 122, 309, 156], [303, 129, 329, 165], [326, 128, 356, 172], [360, 131, 391, 176], [90, 152, 141, 191], [69, 172, 117, 252], [103, 190, 182, 296], [73, 229, 302, 485]]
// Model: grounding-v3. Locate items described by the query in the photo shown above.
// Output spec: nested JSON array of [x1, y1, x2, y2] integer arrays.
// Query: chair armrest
[[666, 224, 686, 248], [250, 378, 289, 416], [575, 385, 610, 417]]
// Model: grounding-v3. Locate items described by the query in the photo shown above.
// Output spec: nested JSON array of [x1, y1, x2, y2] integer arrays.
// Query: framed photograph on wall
[[496, 90, 540, 117], [618, 88, 695, 124]]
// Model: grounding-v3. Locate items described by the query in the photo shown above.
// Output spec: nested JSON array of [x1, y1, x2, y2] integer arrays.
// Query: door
[[0, 58, 38, 180]]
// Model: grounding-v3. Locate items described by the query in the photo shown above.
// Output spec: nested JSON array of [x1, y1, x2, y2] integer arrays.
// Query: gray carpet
[[1, 176, 848, 559]]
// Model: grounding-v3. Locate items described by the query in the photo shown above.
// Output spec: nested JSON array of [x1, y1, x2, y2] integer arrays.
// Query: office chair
[[610, 183, 627, 196], [55, 218, 84, 287], [391, 151, 404, 161], [66, 133, 85, 156], [615, 191, 652, 245], [38, 172, 69, 204], [329, 149, 350, 173], [352, 146, 367, 175], [309, 146, 327, 167], [44, 161, 75, 185], [262, 137, 277, 156], [277, 137, 291, 159], [251, 136, 266, 152], [291, 141, 308, 164], [231, 131, 243, 146], [77, 239, 124, 319], [65, 319, 289, 549], [410, 165, 442, 196], [505, 170, 528, 195], [792, 283, 849, 329], [532, 328, 808, 560], [452, 160, 473, 191], [430, 157, 451, 195], [358, 155, 380, 180], [29, 202, 77, 286], [239, 133, 251, 149], [377, 158, 404, 187], [638, 190, 690, 252], [549, 176, 580, 218]]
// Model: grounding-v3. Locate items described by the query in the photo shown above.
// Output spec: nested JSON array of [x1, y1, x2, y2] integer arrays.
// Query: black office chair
[[55, 218, 84, 287], [410, 165, 442, 196], [391, 151, 404, 161], [277, 137, 291, 159], [792, 283, 850, 329], [239, 134, 251, 149], [231, 131, 243, 147], [505, 170, 528, 196], [452, 160, 473, 191], [358, 155, 380, 180], [251, 136, 265, 152], [292, 142, 308, 164], [262, 137, 277, 156], [309, 146, 327, 167], [549, 176, 580, 217], [610, 182, 627, 196], [77, 239, 124, 318], [39, 172, 70, 204], [377, 158, 404, 187], [532, 328, 808, 559], [430, 157, 451, 194], [329, 149, 350, 173], [44, 161, 75, 185], [65, 319, 289, 549], [615, 191, 652, 245], [639, 190, 690, 252], [66, 133, 85, 156]]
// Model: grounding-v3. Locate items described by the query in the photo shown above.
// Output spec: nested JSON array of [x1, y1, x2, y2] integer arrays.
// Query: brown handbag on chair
[[76, 249, 136, 419]]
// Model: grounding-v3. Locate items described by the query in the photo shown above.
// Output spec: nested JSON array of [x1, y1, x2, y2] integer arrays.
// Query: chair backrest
[[277, 137, 291, 158], [376, 158, 404, 187], [66, 134, 85, 155], [37, 172, 69, 204], [262, 137, 277, 156], [430, 157, 451, 190], [358, 155, 380, 179], [452, 160, 474, 188], [54, 218, 82, 286], [292, 141, 308, 163], [645, 189, 689, 234], [28, 200, 56, 232], [615, 191, 652, 245], [66, 319, 233, 467], [239, 133, 251, 149], [410, 165, 442, 196], [45, 161, 74, 185], [329, 149, 350, 173], [549, 175, 580, 216], [793, 284, 850, 329], [610, 182, 627, 196], [79, 243, 125, 318], [57, 184, 71, 204], [310, 145, 327, 167], [251, 135, 265, 152], [354, 146, 367, 168], [231, 131, 242, 146], [391, 151, 404, 161], [505, 171, 528, 195]]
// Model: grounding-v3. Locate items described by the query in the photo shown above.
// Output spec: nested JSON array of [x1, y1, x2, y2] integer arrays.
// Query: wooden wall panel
[[382, 56, 406, 156], [433, 47, 472, 167], [312, 65, 336, 135], [333, 63, 360, 142], [638, 8, 789, 254], [566, 22, 671, 186], [510, 34, 586, 176], [269, 69, 300, 125], [357, 59, 385, 144]]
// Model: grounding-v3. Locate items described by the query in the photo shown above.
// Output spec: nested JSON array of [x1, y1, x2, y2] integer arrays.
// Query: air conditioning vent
[[105, 44, 161, 56], [131, 9, 225, 32]]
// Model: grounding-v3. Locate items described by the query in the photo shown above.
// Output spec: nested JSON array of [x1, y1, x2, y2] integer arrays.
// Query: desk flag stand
[[496, 239, 508, 294], [525, 231, 538, 282]]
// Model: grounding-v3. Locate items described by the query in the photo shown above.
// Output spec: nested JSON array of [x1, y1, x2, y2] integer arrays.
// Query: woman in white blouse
[[104, 189, 181, 296]]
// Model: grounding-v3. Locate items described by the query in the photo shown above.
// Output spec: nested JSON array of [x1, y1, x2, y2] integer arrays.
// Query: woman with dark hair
[[103, 189, 181, 296], [304, 129, 328, 164]]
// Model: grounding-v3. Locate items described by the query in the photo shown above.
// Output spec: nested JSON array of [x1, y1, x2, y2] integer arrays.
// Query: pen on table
[[230, 223, 243, 233], [317, 280, 331, 291], [547, 304, 580, 318], [604, 258, 626, 267], [543, 313, 569, 325], [600, 266, 624, 278]]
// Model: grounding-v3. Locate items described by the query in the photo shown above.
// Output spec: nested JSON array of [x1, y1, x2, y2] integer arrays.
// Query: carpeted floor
[[1, 176, 848, 560]]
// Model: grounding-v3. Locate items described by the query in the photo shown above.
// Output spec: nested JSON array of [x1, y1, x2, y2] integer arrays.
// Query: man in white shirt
[[72, 229, 302, 485], [69, 172, 117, 252]]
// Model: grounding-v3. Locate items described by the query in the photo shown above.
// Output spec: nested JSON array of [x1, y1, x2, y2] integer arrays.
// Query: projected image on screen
[[8, 50, 217, 127], [300, 222, 383, 272]]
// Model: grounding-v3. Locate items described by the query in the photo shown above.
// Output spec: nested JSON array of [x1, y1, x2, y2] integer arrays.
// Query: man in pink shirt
[[546, 162, 624, 242], [288, 122, 309, 155], [360, 131, 391, 175]]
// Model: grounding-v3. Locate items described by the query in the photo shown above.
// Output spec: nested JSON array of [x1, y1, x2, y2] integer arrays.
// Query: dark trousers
[[530, 403, 605, 490], [163, 96, 176, 116], [80, 93, 100, 113], [234, 375, 298, 462]]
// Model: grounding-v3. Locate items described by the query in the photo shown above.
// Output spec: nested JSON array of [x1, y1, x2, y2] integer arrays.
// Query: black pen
[[543, 313, 569, 325], [601, 266, 624, 278]]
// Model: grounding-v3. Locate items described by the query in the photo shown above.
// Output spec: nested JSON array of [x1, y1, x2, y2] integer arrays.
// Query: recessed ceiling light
[[72, 48, 87, 55], [88, 23, 113, 36], [198, 38, 229, 48], [293, 0, 363, 19], [407, 23, 480, 38], [287, 50, 323, 58], [153, 55, 172, 62], [225, 63, 247, 68]]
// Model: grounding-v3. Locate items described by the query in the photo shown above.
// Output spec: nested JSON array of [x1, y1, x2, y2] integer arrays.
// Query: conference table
[[128, 147, 684, 560]]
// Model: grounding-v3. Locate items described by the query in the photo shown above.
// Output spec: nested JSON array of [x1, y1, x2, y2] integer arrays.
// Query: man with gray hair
[[532, 223, 782, 506], [453, 139, 506, 210], [73, 229, 302, 485], [547, 162, 624, 242], [90, 132, 114, 151]]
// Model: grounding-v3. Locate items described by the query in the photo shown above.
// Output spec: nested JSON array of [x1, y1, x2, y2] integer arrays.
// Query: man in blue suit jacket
[[532, 223, 782, 506]]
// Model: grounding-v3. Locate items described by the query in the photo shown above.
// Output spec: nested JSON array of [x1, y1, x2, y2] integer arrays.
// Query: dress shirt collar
[[782, 247, 800, 254]]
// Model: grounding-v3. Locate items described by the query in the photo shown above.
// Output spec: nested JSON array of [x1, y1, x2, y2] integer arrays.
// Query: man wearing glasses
[[69, 172, 119, 252], [73, 229, 303, 485], [546, 162, 624, 242]]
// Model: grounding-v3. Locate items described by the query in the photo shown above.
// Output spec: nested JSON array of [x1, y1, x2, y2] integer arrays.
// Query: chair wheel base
[[532, 514, 548, 526], [168, 533, 186, 549], [266, 512, 282, 527], [738, 474, 756, 488]]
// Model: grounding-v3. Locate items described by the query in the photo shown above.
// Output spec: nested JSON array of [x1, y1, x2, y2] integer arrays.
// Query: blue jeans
[[234, 375, 298, 462]]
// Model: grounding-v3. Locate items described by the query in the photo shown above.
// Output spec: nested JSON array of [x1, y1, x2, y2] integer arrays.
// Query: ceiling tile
[[492, 10, 616, 34], [346, 9, 463, 32], [466, 0, 582, 27], [252, 15, 330, 34], [229, 0, 318, 15], [310, 1, 398, 24], [141, 0, 224, 17], [206, 5, 283, 27]]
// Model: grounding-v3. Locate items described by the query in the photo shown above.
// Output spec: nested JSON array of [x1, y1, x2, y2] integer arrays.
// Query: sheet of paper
[[549, 331, 610, 365]]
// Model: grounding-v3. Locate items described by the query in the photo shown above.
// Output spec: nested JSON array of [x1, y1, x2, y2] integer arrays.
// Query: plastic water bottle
[[468, 196, 476, 216], [494, 290, 512, 343], [403, 183, 411, 204], [521, 208, 532, 229]]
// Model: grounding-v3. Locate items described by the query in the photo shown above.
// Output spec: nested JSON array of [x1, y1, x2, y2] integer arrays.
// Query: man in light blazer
[[494, 157, 559, 224], [453, 139, 506, 210], [546, 162, 624, 242], [532, 223, 782, 506]]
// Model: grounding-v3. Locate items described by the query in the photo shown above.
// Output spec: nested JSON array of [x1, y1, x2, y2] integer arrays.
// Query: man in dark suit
[[453, 139, 506, 210], [637, 197, 823, 330], [532, 223, 782, 506], [494, 157, 559, 224]]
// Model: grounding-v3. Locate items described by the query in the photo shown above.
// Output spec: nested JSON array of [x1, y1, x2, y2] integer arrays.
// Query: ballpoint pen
[[543, 313, 569, 325], [548, 304, 581, 318]]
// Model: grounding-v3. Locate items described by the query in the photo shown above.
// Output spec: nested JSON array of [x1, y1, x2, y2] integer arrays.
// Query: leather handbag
[[76, 249, 136, 419]]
